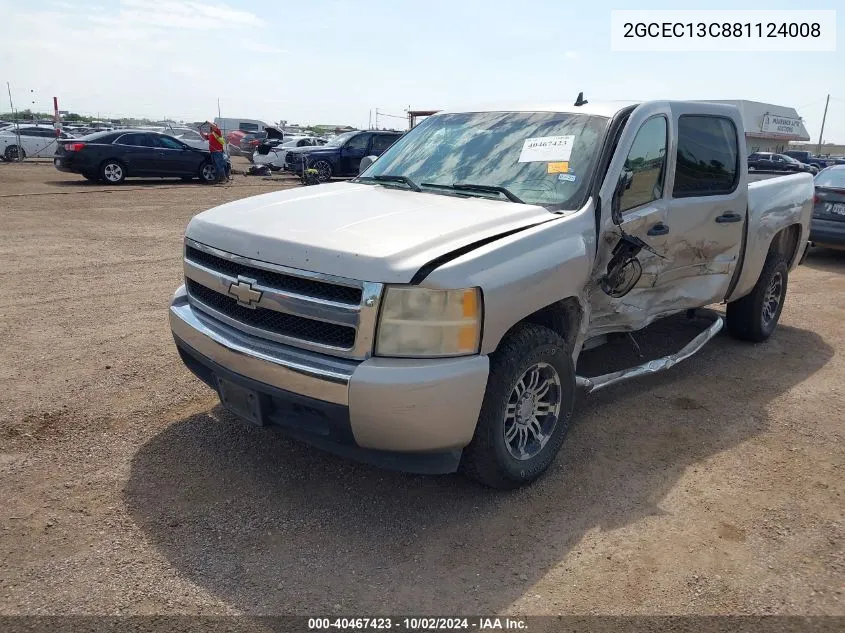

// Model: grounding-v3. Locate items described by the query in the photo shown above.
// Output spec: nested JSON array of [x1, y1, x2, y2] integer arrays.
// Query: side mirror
[[359, 155, 377, 174], [610, 169, 634, 225]]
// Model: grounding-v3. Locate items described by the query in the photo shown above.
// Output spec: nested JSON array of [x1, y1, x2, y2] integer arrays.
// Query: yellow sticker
[[547, 161, 569, 174]]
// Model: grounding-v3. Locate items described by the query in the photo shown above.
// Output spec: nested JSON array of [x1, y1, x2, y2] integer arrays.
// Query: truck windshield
[[360, 111, 608, 209]]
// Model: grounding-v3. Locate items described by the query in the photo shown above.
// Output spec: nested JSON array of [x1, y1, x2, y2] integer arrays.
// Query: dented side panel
[[588, 101, 751, 338], [727, 172, 814, 302]]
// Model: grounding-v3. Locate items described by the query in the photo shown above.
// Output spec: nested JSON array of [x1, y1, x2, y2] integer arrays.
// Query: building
[[705, 100, 810, 153]]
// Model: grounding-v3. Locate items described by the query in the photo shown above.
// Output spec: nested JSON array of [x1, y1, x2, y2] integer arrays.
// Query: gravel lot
[[1, 159, 843, 616]]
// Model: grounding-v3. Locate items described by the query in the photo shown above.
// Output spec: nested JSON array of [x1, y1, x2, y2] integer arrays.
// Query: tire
[[460, 324, 576, 489], [312, 159, 333, 183], [100, 159, 126, 184], [4, 145, 24, 161], [199, 161, 217, 184], [726, 253, 789, 342]]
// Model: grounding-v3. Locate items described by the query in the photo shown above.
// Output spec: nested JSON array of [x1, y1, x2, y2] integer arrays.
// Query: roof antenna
[[574, 92, 588, 107]]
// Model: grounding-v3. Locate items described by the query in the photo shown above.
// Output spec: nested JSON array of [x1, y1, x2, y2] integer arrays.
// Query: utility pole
[[368, 109, 372, 130], [375, 108, 380, 130], [6, 82, 21, 162], [217, 98, 221, 120], [816, 94, 830, 156]]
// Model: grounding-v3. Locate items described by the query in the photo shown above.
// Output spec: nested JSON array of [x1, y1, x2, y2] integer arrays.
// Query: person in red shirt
[[199, 122, 229, 182]]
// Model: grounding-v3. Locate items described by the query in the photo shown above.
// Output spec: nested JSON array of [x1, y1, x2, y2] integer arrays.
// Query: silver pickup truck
[[170, 100, 813, 488]]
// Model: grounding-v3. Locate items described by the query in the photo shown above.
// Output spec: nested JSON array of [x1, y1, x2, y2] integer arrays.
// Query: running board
[[576, 309, 724, 394]]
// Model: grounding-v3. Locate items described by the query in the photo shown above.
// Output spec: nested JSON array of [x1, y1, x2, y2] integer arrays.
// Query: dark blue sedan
[[284, 130, 402, 182]]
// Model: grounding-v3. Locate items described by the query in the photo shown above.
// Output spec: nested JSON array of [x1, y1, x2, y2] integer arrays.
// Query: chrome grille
[[186, 280, 356, 348], [183, 239, 382, 358]]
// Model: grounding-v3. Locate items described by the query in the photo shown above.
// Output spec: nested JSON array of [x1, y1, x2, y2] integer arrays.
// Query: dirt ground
[[0, 158, 843, 616]]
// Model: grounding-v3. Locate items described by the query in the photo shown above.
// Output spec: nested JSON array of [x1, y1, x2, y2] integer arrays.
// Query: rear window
[[672, 115, 739, 197], [815, 168, 845, 189]]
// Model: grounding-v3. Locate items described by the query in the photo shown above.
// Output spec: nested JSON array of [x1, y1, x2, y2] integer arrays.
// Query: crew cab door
[[590, 101, 746, 334], [660, 102, 745, 305]]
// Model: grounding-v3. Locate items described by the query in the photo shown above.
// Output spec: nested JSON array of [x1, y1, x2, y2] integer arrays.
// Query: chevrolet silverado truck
[[170, 100, 813, 489]]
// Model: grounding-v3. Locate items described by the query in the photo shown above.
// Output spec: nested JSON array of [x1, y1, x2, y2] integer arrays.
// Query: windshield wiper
[[359, 174, 421, 192], [420, 182, 524, 204], [451, 183, 524, 203]]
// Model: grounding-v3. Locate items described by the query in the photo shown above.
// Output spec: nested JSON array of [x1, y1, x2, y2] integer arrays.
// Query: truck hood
[[186, 182, 554, 282]]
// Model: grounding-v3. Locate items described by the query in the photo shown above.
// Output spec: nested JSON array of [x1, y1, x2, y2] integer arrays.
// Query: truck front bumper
[[169, 286, 489, 474]]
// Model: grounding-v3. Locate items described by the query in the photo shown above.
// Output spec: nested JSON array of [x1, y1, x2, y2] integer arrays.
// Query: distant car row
[[748, 151, 845, 175]]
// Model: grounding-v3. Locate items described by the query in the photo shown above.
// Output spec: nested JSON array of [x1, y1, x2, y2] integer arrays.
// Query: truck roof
[[439, 100, 641, 118]]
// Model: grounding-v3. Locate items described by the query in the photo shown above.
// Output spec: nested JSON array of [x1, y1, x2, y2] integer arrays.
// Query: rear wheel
[[4, 145, 24, 161], [460, 324, 575, 489], [726, 254, 789, 342], [100, 160, 126, 184]]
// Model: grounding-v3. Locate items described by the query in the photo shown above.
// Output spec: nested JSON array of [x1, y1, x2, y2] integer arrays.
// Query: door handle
[[647, 222, 670, 236], [715, 212, 743, 223]]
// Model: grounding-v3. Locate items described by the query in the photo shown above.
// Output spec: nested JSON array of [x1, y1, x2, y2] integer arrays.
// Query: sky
[[1, 0, 843, 142]]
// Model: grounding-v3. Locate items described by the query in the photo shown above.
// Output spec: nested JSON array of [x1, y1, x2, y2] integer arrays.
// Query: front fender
[[419, 202, 596, 355]]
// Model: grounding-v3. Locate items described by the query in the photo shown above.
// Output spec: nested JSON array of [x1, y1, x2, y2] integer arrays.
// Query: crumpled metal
[[576, 309, 724, 394]]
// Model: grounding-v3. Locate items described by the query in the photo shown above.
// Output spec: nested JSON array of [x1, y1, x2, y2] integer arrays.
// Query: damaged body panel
[[170, 100, 813, 486]]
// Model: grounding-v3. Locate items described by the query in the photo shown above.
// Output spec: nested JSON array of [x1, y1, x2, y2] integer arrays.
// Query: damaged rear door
[[657, 103, 745, 301]]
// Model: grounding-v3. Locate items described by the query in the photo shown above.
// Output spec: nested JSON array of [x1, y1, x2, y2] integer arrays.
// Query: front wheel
[[460, 324, 575, 489], [726, 254, 788, 342], [199, 161, 217, 184], [312, 160, 333, 183]]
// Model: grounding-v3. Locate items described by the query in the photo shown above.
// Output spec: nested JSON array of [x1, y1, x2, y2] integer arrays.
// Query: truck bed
[[728, 171, 814, 301]]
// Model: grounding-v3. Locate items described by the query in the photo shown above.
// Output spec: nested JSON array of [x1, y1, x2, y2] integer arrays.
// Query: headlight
[[375, 287, 482, 357]]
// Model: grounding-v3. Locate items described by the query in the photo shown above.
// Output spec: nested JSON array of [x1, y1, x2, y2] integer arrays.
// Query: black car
[[747, 152, 812, 173], [810, 165, 845, 249], [284, 130, 402, 182], [54, 130, 218, 184]]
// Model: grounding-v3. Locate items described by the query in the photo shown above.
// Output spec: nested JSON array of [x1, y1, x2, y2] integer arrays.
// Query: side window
[[619, 116, 667, 212], [239, 122, 259, 132], [370, 134, 398, 154], [673, 115, 739, 197], [155, 136, 185, 149], [344, 133, 370, 152], [115, 133, 142, 146]]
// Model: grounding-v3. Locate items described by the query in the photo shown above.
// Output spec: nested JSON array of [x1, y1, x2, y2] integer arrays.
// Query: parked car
[[225, 129, 246, 156], [238, 126, 285, 162], [170, 100, 812, 488], [783, 150, 831, 171], [0, 125, 74, 161], [53, 130, 219, 183], [283, 130, 402, 181], [810, 165, 845, 249], [165, 127, 209, 150], [253, 136, 326, 170], [748, 152, 813, 173]]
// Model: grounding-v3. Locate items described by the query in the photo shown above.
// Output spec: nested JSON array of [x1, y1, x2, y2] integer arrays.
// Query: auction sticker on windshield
[[547, 161, 569, 173], [519, 135, 574, 163]]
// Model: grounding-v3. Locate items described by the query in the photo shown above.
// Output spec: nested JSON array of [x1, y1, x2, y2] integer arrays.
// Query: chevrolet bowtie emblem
[[228, 276, 263, 308]]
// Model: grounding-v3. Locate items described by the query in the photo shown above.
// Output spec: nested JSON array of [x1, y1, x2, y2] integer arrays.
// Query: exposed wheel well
[[505, 298, 583, 352], [769, 223, 802, 266]]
